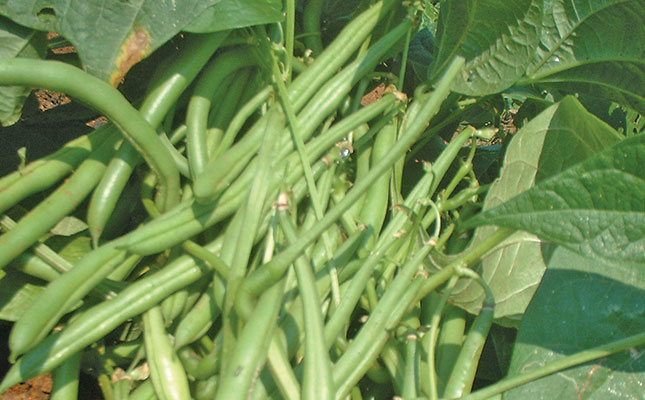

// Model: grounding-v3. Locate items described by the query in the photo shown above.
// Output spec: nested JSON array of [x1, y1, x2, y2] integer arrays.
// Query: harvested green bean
[[88, 31, 229, 242], [50, 351, 82, 400], [237, 57, 464, 318], [143, 306, 191, 400], [0, 58, 180, 211], [0, 131, 121, 270], [0, 123, 115, 215], [0, 246, 217, 391], [279, 210, 334, 400], [186, 48, 257, 178]]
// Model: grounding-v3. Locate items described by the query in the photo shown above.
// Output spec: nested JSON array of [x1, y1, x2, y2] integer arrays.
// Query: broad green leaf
[[450, 96, 621, 323], [504, 247, 645, 399], [464, 133, 644, 264], [430, 0, 543, 96], [0, 0, 222, 84], [184, 0, 282, 33], [0, 269, 45, 322], [0, 15, 45, 126], [522, 0, 645, 114]]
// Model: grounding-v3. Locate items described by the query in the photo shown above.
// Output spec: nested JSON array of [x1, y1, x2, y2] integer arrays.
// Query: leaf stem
[[460, 332, 645, 400]]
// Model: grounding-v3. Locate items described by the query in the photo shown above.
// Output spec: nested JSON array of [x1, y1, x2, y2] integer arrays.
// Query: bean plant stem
[[460, 332, 645, 400]]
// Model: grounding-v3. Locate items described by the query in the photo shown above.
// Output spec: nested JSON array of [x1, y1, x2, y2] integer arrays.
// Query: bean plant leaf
[[0, 0, 227, 85], [0, 269, 45, 322], [50, 216, 88, 237], [450, 96, 621, 323], [0, 16, 46, 126], [429, 0, 543, 96], [184, 0, 282, 33], [463, 132, 645, 264], [522, 0, 645, 114], [504, 247, 645, 400]]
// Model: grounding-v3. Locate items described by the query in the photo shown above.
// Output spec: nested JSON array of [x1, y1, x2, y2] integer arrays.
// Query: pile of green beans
[[0, 2, 513, 399]]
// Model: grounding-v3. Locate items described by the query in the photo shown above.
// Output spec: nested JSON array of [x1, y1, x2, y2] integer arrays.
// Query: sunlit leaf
[[450, 96, 621, 323], [504, 247, 645, 399], [523, 0, 645, 114]]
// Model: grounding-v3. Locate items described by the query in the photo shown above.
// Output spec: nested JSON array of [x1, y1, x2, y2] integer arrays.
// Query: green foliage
[[0, 0, 642, 398]]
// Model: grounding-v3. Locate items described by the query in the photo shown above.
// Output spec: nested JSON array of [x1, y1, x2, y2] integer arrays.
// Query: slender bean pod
[[442, 272, 495, 399], [237, 57, 464, 318], [302, 0, 324, 56], [87, 31, 229, 242], [0, 131, 121, 270], [50, 351, 82, 400], [0, 247, 216, 391], [0, 58, 180, 211], [214, 277, 287, 399], [279, 210, 334, 400], [143, 306, 191, 400], [0, 123, 115, 215], [185, 48, 257, 178]]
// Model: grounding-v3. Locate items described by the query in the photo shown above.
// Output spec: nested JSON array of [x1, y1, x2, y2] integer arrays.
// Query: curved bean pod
[[0, 58, 180, 212], [87, 31, 229, 242], [185, 48, 257, 178]]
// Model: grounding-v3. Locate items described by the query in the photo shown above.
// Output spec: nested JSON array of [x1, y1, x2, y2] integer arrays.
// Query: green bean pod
[[185, 48, 257, 178], [442, 298, 495, 399], [0, 58, 180, 212], [0, 248, 216, 392], [214, 278, 287, 399], [435, 304, 467, 392], [0, 123, 115, 215], [50, 351, 82, 400], [237, 57, 465, 317], [143, 306, 191, 400], [279, 211, 334, 400], [401, 333, 419, 399], [193, 20, 410, 202], [357, 119, 397, 248], [9, 243, 127, 358], [173, 280, 224, 349], [0, 130, 121, 270], [87, 31, 229, 243], [302, 0, 324, 55]]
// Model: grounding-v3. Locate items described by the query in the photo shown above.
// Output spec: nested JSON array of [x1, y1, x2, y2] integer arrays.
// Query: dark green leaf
[[408, 28, 434, 84], [504, 247, 645, 399], [184, 0, 283, 33], [523, 0, 645, 114], [0, 16, 46, 126], [0, 0, 222, 84], [430, 0, 543, 95], [464, 132, 644, 264], [451, 96, 621, 323], [0, 269, 45, 322]]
